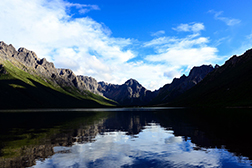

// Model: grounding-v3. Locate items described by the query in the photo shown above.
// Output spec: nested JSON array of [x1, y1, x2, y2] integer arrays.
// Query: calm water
[[0, 108, 252, 168]]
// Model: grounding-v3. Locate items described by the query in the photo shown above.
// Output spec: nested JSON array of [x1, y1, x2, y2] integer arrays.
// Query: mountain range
[[0, 41, 116, 109], [168, 48, 252, 107], [1, 41, 252, 108]]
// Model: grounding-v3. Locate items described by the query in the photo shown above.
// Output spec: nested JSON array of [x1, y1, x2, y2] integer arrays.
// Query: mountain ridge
[[2, 41, 249, 108], [167, 48, 252, 107], [0, 41, 117, 109], [150, 64, 215, 105], [98, 78, 157, 106]]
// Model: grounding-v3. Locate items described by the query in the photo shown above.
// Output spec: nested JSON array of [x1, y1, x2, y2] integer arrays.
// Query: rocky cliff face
[[0, 41, 102, 96], [98, 79, 157, 106], [77, 75, 101, 95], [152, 65, 214, 104], [0, 42, 58, 77]]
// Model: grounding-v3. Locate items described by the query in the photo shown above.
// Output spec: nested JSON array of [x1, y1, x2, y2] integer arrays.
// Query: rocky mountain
[[98, 78, 157, 106], [0, 41, 116, 109], [3, 40, 247, 108], [0, 41, 103, 96], [0, 41, 159, 107], [150, 65, 214, 105], [168, 48, 252, 107]]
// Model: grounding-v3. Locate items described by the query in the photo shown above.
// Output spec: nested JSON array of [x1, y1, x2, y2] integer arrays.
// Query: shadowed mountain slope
[[150, 65, 214, 105], [168, 48, 252, 107]]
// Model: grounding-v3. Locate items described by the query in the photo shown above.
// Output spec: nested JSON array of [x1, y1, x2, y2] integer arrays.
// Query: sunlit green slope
[[0, 60, 117, 109]]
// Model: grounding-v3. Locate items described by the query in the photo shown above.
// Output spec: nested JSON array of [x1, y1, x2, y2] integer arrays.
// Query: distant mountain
[[3, 41, 250, 108], [168, 48, 252, 107], [98, 79, 157, 106], [0, 41, 116, 109], [0, 41, 214, 108], [97, 65, 215, 106], [150, 65, 214, 105]]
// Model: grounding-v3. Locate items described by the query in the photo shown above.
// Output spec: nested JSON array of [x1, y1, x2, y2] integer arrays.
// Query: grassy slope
[[0, 60, 117, 109], [168, 51, 252, 107]]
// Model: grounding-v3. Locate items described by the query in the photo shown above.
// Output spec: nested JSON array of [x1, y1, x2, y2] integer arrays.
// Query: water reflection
[[34, 122, 251, 168], [0, 108, 252, 168]]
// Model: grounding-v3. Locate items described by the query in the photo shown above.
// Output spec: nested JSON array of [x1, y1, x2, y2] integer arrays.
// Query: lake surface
[[0, 107, 252, 168]]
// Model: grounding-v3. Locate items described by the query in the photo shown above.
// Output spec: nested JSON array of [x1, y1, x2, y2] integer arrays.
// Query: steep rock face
[[0, 42, 60, 81], [0, 41, 102, 95], [77, 75, 102, 95], [0, 42, 17, 59], [98, 79, 157, 106], [152, 65, 214, 104], [56, 68, 79, 89], [98, 81, 120, 93]]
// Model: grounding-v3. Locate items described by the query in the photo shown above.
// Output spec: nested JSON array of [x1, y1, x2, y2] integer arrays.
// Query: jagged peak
[[0, 41, 8, 47], [214, 64, 220, 69], [98, 81, 107, 85], [58, 68, 74, 75], [188, 64, 214, 77], [78, 75, 97, 83], [189, 64, 213, 71], [124, 78, 140, 86], [0, 41, 13, 48], [171, 74, 187, 84], [0, 41, 16, 54], [18, 47, 37, 55], [241, 48, 252, 56]]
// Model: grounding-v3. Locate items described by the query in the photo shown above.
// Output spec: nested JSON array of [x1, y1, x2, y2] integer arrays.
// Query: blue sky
[[1, 0, 252, 90]]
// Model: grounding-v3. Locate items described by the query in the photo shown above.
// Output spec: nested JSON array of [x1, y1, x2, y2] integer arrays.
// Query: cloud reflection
[[33, 123, 251, 168]]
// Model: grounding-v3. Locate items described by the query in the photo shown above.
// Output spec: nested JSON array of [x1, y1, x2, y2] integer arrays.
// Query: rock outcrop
[[77, 75, 101, 95]]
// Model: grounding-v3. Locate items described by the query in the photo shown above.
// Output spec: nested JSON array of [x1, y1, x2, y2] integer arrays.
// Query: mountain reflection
[[0, 108, 252, 168]]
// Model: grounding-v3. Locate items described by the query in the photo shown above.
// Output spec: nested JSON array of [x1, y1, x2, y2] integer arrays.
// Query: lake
[[0, 107, 252, 168]]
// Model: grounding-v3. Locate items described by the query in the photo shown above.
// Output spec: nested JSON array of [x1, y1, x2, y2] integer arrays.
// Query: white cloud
[[65, 3, 100, 14], [151, 30, 165, 37], [112, 62, 175, 90], [0, 0, 223, 91], [209, 10, 241, 26], [172, 23, 205, 32], [144, 36, 178, 47], [33, 123, 235, 168], [0, 0, 137, 84], [247, 32, 252, 40], [144, 33, 221, 77], [164, 70, 181, 79], [228, 32, 252, 57]]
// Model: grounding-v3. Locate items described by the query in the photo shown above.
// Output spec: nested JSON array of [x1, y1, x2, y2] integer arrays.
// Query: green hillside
[[0, 60, 117, 109], [168, 49, 252, 108]]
